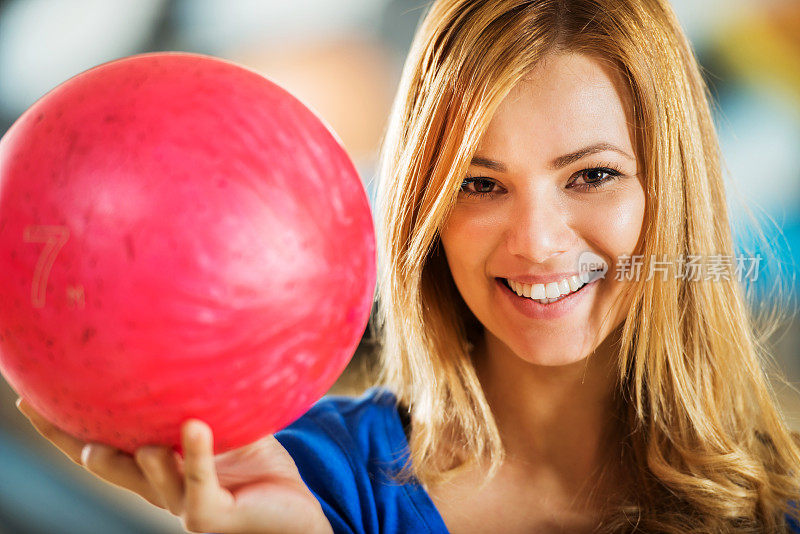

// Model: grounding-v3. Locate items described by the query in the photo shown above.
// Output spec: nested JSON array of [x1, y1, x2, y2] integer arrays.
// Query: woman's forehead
[[476, 53, 637, 168]]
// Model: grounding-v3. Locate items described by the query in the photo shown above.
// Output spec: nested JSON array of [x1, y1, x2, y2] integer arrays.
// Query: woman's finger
[[181, 419, 236, 533], [135, 445, 186, 515], [17, 397, 165, 508], [17, 397, 85, 465], [81, 443, 166, 509]]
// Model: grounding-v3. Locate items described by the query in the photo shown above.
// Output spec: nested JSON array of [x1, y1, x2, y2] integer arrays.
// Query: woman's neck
[[472, 325, 627, 508]]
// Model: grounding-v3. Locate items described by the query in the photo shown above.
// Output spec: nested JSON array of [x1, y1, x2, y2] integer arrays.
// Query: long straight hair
[[369, 0, 800, 530]]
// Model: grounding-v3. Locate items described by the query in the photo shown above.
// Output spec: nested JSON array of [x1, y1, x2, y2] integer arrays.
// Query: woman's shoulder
[[275, 385, 401, 454], [273, 386, 447, 534], [301, 385, 400, 425]]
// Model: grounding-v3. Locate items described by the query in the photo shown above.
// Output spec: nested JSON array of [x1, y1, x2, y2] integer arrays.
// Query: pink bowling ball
[[0, 52, 376, 454]]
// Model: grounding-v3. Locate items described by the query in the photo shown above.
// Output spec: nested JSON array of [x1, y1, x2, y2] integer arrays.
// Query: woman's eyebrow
[[469, 155, 509, 172], [470, 142, 635, 173], [549, 142, 634, 169]]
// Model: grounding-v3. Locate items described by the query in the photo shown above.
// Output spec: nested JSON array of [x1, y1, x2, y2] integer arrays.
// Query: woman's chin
[[512, 345, 592, 367]]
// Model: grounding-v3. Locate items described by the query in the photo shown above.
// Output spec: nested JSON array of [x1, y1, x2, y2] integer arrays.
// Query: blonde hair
[[369, 0, 800, 531]]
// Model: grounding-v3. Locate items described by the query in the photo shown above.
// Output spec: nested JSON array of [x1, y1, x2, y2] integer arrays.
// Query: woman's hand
[[16, 398, 333, 534]]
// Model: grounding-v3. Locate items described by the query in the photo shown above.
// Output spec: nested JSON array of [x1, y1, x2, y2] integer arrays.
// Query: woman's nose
[[504, 191, 573, 264]]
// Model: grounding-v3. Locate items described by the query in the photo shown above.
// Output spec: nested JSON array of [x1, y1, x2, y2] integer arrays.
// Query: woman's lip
[[495, 276, 597, 320], [498, 272, 580, 285]]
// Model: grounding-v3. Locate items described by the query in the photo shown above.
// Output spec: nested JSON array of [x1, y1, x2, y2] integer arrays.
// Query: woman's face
[[439, 52, 645, 366]]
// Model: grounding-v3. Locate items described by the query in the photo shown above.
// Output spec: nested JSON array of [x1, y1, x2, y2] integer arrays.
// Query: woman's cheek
[[576, 186, 646, 262], [576, 187, 645, 325], [443, 204, 503, 255], [440, 207, 490, 282]]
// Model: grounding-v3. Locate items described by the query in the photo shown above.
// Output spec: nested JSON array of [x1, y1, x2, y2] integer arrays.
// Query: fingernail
[[15, 398, 21, 410], [188, 421, 204, 440], [187, 420, 208, 442], [80, 444, 92, 466]]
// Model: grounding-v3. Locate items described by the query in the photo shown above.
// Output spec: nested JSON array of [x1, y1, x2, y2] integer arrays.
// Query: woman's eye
[[458, 166, 623, 199], [568, 167, 622, 191], [459, 177, 500, 198]]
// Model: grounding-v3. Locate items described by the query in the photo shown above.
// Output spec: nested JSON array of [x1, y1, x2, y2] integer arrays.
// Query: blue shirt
[[274, 386, 800, 533], [274, 386, 448, 533]]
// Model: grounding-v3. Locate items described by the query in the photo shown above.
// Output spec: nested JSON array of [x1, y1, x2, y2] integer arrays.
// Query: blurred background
[[0, 0, 797, 532]]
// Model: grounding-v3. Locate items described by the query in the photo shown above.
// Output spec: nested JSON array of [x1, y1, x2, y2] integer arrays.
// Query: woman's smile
[[495, 274, 602, 320]]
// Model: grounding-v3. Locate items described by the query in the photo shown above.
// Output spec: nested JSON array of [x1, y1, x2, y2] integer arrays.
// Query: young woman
[[17, 0, 800, 532]]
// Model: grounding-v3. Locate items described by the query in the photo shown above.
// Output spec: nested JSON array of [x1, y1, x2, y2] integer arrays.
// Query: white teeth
[[558, 279, 570, 295], [510, 280, 523, 297], [544, 282, 560, 298], [505, 274, 586, 304], [530, 283, 545, 299], [567, 276, 581, 292]]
